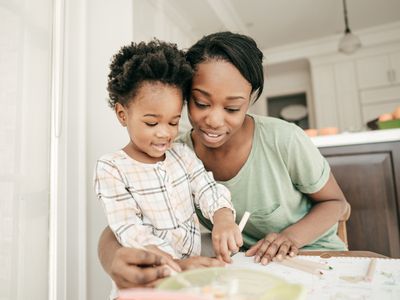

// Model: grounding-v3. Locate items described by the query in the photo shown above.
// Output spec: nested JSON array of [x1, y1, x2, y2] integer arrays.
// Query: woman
[[98, 31, 348, 288]]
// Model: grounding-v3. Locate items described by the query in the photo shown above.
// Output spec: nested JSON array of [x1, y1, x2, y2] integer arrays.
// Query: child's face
[[116, 82, 183, 163]]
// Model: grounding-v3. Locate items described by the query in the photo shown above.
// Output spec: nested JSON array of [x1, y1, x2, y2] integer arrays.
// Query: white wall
[[249, 59, 315, 127], [132, 0, 194, 47], [85, 1, 195, 299], [85, 1, 134, 299], [0, 1, 53, 299], [132, 0, 195, 133]]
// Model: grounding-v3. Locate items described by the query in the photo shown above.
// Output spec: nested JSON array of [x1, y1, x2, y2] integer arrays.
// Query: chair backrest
[[337, 202, 351, 247]]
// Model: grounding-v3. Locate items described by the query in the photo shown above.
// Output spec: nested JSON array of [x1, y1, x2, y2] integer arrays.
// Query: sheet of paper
[[228, 252, 400, 300]]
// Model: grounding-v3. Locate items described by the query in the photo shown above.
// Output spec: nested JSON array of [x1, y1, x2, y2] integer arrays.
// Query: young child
[[94, 40, 242, 263]]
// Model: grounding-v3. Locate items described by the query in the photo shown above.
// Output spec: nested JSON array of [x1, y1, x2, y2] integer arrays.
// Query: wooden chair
[[337, 202, 351, 247]]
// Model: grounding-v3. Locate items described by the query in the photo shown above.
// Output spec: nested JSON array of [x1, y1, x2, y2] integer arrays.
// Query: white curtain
[[0, 0, 53, 299]]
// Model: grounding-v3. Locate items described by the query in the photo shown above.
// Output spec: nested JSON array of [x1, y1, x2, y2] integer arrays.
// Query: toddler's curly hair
[[107, 40, 193, 107]]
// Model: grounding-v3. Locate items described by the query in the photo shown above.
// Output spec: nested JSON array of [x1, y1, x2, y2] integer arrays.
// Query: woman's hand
[[212, 208, 243, 263], [109, 247, 173, 289], [176, 256, 225, 271], [245, 232, 299, 265], [143, 245, 181, 272]]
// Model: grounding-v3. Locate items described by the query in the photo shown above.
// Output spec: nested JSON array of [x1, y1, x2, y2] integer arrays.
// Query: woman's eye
[[145, 122, 157, 127], [226, 108, 240, 113], [194, 101, 209, 109]]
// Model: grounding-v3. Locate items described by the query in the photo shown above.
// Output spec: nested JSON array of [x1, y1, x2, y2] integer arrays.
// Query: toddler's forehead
[[124, 81, 180, 105], [127, 83, 183, 113]]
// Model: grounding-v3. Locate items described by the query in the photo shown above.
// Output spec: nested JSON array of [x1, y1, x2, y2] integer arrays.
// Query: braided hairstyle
[[185, 31, 264, 103], [107, 39, 193, 108]]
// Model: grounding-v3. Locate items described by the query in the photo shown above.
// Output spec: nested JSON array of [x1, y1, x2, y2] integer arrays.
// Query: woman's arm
[[98, 226, 124, 276], [281, 172, 347, 247], [246, 173, 348, 264], [98, 227, 223, 287], [98, 227, 171, 288]]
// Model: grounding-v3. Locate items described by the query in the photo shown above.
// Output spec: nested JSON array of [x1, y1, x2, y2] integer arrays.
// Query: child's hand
[[212, 208, 243, 263], [245, 232, 299, 265]]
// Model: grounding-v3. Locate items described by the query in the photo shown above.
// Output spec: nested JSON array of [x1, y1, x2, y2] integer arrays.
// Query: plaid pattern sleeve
[[172, 143, 236, 223], [94, 155, 177, 257]]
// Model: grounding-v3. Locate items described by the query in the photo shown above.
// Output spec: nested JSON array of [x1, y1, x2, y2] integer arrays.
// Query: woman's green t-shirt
[[178, 114, 346, 251]]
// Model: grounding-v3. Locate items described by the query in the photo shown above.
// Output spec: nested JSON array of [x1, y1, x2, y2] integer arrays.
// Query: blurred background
[[1, 0, 400, 299]]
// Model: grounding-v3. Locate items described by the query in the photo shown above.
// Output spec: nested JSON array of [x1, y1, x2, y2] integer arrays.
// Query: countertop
[[311, 128, 400, 148]]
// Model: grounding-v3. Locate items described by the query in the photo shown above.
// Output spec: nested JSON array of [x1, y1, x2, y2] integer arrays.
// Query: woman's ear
[[115, 103, 127, 127]]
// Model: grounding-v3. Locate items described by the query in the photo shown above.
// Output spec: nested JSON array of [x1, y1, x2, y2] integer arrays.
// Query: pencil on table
[[278, 259, 323, 277], [364, 258, 377, 282], [287, 257, 333, 270]]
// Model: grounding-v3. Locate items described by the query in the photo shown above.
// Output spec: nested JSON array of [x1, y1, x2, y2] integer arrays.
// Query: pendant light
[[338, 0, 362, 54]]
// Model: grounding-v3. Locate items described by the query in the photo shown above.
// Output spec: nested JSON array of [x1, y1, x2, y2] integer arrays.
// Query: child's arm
[[94, 159, 177, 257], [181, 145, 242, 262], [211, 207, 243, 263]]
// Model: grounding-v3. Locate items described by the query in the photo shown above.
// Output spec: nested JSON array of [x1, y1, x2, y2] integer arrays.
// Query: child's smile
[[151, 142, 170, 153]]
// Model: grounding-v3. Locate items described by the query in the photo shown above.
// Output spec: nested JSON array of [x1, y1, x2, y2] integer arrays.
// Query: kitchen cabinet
[[310, 44, 400, 131], [319, 141, 400, 258], [311, 61, 362, 132], [356, 51, 400, 89], [360, 85, 400, 123], [356, 51, 400, 124]]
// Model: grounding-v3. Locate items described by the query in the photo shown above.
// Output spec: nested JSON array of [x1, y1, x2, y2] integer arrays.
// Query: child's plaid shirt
[[94, 142, 234, 258]]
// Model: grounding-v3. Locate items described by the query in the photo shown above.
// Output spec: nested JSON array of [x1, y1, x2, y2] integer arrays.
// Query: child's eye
[[145, 122, 157, 127], [169, 123, 179, 127]]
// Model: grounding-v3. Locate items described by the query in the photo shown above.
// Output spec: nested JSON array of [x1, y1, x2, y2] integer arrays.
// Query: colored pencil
[[238, 211, 251, 232], [364, 258, 377, 282], [278, 258, 323, 277], [287, 257, 333, 270]]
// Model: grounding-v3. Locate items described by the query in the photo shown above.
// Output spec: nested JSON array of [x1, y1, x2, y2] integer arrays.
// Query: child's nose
[[155, 127, 170, 138]]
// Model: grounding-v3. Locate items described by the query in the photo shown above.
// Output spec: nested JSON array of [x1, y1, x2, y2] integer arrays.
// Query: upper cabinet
[[356, 51, 400, 89], [356, 49, 400, 124], [310, 43, 400, 131], [310, 60, 362, 132]]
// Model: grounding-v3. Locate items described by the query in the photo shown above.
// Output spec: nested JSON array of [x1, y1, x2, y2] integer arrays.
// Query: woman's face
[[188, 60, 252, 149]]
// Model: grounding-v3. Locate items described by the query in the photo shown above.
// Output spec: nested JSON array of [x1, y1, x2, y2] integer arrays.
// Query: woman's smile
[[200, 129, 226, 144]]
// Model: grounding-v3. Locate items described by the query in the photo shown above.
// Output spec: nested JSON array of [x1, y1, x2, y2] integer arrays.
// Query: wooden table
[[299, 250, 388, 258]]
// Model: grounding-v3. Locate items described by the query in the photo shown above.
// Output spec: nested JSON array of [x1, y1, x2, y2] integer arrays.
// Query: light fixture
[[338, 0, 362, 54]]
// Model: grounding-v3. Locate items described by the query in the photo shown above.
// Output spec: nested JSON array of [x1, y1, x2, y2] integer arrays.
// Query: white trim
[[76, 0, 87, 297], [264, 21, 400, 65], [49, 0, 65, 300], [63, 0, 87, 299], [49, 0, 88, 299]]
